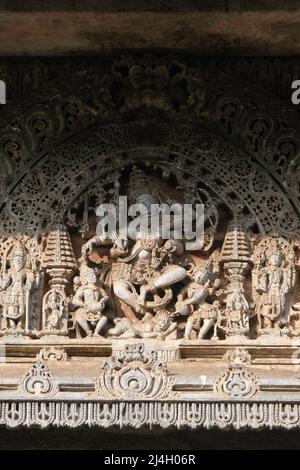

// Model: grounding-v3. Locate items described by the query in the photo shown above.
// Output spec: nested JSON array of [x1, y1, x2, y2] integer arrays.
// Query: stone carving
[[19, 361, 58, 398], [83, 167, 188, 320], [0, 240, 42, 335], [109, 310, 177, 340], [220, 221, 252, 337], [1, 54, 300, 240], [69, 259, 109, 338], [108, 317, 132, 338], [2, 400, 300, 430], [0, 165, 298, 343], [41, 226, 77, 337], [1, 55, 300, 432], [37, 347, 67, 363], [176, 258, 221, 340], [109, 237, 186, 316], [43, 290, 67, 333], [252, 236, 296, 337], [81, 167, 187, 339], [112, 342, 180, 363], [1, 55, 299, 200], [4, 121, 297, 237], [0, 166, 299, 343], [94, 343, 176, 400], [136, 310, 178, 340], [214, 349, 259, 399], [112, 55, 187, 112]]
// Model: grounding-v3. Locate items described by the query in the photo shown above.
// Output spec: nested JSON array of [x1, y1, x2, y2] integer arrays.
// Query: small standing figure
[[224, 284, 249, 335], [43, 290, 66, 332], [253, 237, 296, 336], [176, 260, 221, 340], [69, 261, 109, 338], [0, 242, 41, 333]]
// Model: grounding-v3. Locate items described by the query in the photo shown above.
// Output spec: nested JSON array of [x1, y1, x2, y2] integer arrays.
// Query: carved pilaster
[[221, 220, 251, 337], [41, 226, 77, 337]]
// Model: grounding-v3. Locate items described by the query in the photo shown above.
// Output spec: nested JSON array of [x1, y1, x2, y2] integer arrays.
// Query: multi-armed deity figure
[[82, 166, 188, 336], [69, 260, 109, 338], [252, 236, 296, 336], [0, 241, 41, 333], [109, 237, 186, 315]]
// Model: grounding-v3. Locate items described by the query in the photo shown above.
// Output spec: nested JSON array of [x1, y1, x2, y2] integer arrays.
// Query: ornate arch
[[0, 118, 298, 239], [1, 55, 300, 214]]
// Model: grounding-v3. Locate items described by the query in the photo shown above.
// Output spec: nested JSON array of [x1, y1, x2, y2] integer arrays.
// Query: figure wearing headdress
[[82, 166, 187, 321], [1, 241, 41, 332], [69, 260, 109, 338], [176, 257, 221, 340], [253, 237, 296, 335]]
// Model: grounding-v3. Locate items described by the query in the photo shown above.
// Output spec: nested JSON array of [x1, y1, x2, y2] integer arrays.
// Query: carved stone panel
[[0, 54, 299, 430]]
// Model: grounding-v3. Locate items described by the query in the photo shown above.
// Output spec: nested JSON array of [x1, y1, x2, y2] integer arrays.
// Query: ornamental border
[[1, 400, 300, 430]]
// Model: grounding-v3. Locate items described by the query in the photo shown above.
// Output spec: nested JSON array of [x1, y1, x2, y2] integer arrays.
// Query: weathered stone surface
[[0, 52, 300, 430], [0, 7, 300, 55]]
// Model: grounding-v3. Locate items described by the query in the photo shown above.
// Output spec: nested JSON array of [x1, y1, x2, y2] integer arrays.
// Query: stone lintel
[[0, 10, 300, 56]]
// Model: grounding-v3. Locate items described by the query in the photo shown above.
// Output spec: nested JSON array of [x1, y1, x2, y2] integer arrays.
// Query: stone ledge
[[0, 10, 300, 55], [0, 1, 299, 13], [2, 338, 300, 363]]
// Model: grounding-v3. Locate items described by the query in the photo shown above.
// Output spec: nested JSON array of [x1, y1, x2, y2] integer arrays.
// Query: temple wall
[[0, 53, 300, 431]]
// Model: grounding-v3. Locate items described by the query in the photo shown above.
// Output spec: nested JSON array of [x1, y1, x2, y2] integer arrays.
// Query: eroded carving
[[37, 347, 67, 362]]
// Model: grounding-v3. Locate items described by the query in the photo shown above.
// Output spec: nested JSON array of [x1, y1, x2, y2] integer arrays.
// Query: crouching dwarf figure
[[69, 261, 109, 338]]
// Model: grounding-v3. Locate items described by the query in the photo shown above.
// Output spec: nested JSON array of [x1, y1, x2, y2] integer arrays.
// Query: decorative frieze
[[0, 165, 299, 342], [1, 401, 300, 430]]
